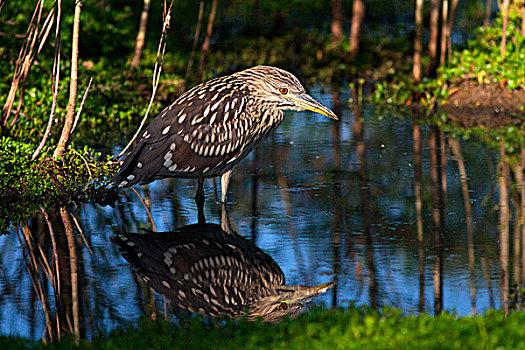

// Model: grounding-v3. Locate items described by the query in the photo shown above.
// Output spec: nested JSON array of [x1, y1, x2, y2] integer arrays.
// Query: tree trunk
[[429, 126, 444, 314], [413, 123, 425, 313], [349, 0, 364, 56], [54, 0, 82, 159], [60, 208, 79, 342], [440, 0, 448, 65], [447, 0, 459, 60], [501, 0, 510, 58], [484, 0, 492, 28], [197, 0, 218, 81], [449, 138, 477, 314], [352, 90, 378, 310], [428, 0, 441, 77], [499, 142, 510, 315], [331, 0, 343, 44], [413, 0, 424, 83], [522, 0, 525, 36], [131, 0, 151, 69], [521, 146, 525, 289], [185, 1, 204, 83]]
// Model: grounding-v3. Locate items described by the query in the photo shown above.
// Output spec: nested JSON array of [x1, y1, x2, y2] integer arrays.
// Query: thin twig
[[131, 187, 157, 231], [2, 0, 45, 127], [70, 76, 92, 136], [36, 244, 54, 281], [69, 211, 93, 254], [17, 226, 55, 342], [32, 50, 60, 160], [10, 5, 57, 128], [71, 148, 93, 191], [118, 0, 174, 159], [36, 6, 57, 53], [32, 1, 62, 160], [40, 208, 61, 298], [40, 209, 63, 338]]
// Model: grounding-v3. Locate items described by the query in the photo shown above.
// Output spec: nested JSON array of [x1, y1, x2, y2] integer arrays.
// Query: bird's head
[[248, 280, 337, 323], [238, 66, 338, 120]]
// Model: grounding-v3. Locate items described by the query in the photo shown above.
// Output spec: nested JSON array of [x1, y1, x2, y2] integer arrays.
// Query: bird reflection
[[112, 223, 335, 322]]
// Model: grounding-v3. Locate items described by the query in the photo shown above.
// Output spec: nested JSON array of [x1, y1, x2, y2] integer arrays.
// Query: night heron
[[112, 223, 335, 322], [112, 65, 337, 202]]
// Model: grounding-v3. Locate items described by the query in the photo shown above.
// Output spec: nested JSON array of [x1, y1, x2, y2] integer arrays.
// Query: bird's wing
[[112, 224, 267, 317], [113, 79, 253, 187]]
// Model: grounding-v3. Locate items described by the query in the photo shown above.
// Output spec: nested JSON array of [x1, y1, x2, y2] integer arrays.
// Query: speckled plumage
[[112, 223, 335, 322], [112, 65, 336, 199]]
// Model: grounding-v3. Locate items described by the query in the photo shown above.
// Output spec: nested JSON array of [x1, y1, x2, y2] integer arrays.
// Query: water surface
[[1, 85, 517, 340]]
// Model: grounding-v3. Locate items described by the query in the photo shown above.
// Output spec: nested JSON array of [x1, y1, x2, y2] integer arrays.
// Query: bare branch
[[32, 0, 62, 161], [69, 212, 93, 254], [131, 187, 157, 231], [118, 0, 174, 159], [70, 76, 93, 136], [2, 0, 46, 128]]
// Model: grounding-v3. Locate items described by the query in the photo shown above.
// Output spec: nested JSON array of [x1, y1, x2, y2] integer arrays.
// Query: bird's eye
[[278, 302, 288, 310], [279, 88, 288, 95]]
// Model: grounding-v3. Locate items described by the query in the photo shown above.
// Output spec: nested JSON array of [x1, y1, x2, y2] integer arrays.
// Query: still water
[[1, 85, 518, 340]]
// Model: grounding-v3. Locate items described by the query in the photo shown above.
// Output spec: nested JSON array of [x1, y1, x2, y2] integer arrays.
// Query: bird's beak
[[287, 279, 337, 303], [291, 94, 339, 120]]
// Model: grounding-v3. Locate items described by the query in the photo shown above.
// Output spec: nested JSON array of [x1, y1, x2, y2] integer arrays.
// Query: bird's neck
[[250, 101, 284, 128]]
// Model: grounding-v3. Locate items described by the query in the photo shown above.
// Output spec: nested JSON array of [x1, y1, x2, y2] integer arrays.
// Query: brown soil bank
[[439, 81, 525, 128]]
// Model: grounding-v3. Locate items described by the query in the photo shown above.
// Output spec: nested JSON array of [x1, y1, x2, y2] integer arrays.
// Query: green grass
[[3, 307, 525, 349]]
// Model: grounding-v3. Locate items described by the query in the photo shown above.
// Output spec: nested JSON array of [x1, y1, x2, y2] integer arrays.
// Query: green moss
[[0, 137, 117, 233]]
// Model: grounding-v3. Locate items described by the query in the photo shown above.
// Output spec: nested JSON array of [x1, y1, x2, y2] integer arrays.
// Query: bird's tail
[[111, 143, 146, 188]]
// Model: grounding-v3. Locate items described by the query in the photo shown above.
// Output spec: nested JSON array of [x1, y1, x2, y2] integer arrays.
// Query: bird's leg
[[196, 177, 206, 224], [220, 170, 232, 203], [221, 202, 232, 234], [196, 177, 205, 199]]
